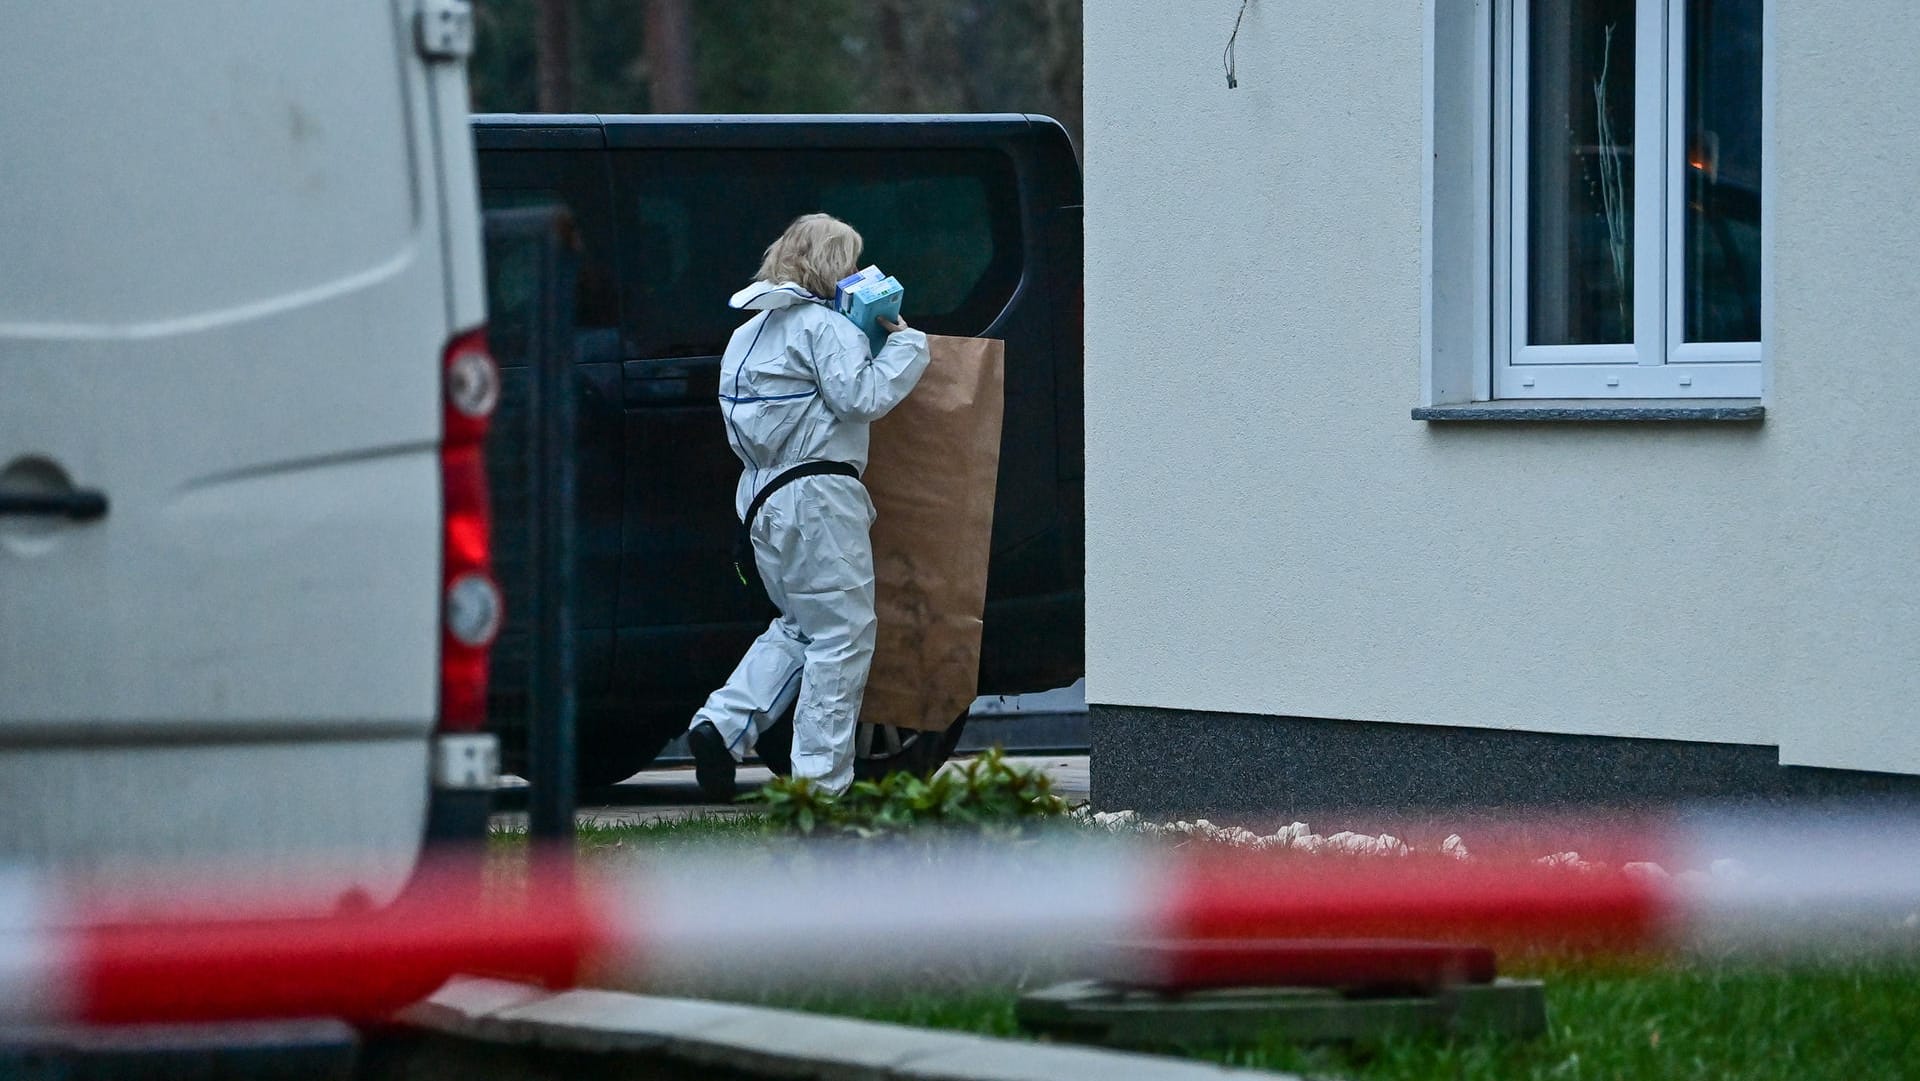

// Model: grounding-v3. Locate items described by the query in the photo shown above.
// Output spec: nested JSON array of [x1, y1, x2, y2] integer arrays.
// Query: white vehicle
[[0, 2, 500, 908]]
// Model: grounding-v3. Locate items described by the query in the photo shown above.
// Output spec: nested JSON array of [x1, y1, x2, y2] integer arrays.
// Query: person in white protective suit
[[686, 213, 930, 800]]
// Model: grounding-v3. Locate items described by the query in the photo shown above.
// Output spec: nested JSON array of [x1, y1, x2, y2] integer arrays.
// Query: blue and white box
[[846, 275, 904, 354], [834, 265, 884, 313]]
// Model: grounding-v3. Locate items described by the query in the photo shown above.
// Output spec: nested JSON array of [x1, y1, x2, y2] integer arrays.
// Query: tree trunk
[[873, 0, 921, 110], [645, 0, 698, 113], [1037, 0, 1083, 156], [535, 0, 573, 112]]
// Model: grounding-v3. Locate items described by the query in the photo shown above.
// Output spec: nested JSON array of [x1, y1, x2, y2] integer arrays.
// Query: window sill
[[1413, 399, 1764, 423]]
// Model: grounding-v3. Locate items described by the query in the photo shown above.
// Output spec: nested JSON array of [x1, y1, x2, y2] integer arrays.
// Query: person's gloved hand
[[879, 314, 910, 334]]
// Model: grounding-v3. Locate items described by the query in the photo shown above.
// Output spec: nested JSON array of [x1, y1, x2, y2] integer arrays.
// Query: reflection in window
[[1528, 0, 1637, 346], [818, 175, 996, 319], [1683, 0, 1762, 343], [481, 192, 564, 368], [481, 188, 621, 364], [617, 150, 1022, 360]]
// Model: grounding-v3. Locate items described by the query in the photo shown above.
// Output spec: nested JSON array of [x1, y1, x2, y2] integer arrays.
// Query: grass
[[737, 956, 1920, 1081], [571, 815, 771, 849], [486, 818, 1920, 1080], [686, 955, 1920, 1081], [1198, 956, 1920, 1080], [490, 813, 765, 844]]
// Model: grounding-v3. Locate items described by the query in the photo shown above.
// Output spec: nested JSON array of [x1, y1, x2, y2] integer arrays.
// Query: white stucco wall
[[1084, 0, 1920, 773]]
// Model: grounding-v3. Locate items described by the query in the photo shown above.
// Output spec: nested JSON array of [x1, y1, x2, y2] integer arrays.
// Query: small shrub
[[750, 747, 1069, 838]]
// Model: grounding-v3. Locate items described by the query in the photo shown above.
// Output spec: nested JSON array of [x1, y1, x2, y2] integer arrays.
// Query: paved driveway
[[492, 754, 1090, 830]]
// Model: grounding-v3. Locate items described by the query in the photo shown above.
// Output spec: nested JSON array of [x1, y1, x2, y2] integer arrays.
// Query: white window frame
[[1490, 0, 1763, 400]]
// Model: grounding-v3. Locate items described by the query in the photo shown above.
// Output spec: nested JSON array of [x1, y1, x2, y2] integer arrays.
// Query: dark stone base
[[1091, 705, 1920, 820], [1, 1020, 357, 1081], [1018, 977, 1547, 1049]]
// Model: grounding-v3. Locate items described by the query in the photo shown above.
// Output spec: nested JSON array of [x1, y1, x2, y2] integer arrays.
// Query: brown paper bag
[[859, 335, 1005, 732]]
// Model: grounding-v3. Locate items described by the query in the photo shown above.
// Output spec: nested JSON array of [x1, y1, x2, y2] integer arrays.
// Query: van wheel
[[854, 717, 969, 782], [754, 713, 968, 782]]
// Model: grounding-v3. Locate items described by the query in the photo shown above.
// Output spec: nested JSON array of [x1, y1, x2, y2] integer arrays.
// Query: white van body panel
[[0, 740, 432, 906], [0, 2, 475, 898], [421, 44, 491, 335]]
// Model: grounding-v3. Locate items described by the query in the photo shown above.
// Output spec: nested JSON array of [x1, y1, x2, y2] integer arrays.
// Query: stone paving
[[402, 977, 1301, 1081], [490, 753, 1091, 831]]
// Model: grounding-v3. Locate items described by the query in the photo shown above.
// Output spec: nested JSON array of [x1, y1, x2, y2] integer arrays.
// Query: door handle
[[0, 489, 109, 522]]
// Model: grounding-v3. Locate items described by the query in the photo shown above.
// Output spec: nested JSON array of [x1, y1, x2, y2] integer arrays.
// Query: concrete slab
[[401, 976, 555, 1037], [404, 977, 1299, 1081], [995, 755, 1089, 804], [490, 765, 774, 830], [893, 1036, 1271, 1081], [493, 988, 749, 1051], [663, 1010, 951, 1081], [490, 754, 1090, 831]]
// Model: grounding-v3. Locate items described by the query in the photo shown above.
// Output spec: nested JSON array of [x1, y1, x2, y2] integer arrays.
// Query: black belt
[[732, 461, 861, 615], [742, 460, 861, 531]]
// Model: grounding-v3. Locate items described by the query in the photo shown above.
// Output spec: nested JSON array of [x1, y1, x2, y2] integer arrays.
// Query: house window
[[1496, 0, 1762, 399]]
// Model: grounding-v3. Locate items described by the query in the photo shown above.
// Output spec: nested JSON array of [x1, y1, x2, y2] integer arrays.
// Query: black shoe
[[687, 722, 738, 802]]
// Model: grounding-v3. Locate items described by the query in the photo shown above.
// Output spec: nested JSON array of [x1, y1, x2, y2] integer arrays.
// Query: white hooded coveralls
[[689, 280, 931, 794]]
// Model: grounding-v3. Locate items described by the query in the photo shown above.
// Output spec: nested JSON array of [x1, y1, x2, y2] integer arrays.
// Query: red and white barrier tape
[[3, 810, 1918, 1025]]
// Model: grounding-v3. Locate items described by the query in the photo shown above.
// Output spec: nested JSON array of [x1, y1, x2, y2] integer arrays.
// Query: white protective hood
[[728, 280, 824, 311]]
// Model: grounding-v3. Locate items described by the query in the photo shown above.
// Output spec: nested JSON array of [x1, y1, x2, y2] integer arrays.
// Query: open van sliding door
[[602, 125, 1054, 753]]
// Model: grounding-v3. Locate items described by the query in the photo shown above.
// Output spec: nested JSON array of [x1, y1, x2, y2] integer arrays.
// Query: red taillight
[[440, 326, 502, 732]]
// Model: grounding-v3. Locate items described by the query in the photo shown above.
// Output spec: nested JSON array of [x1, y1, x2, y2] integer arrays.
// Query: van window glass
[[482, 188, 622, 364], [613, 149, 1022, 359], [481, 193, 561, 367], [818, 173, 1000, 322]]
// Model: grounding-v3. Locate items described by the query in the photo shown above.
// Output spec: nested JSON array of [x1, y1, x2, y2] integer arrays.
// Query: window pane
[[477, 149, 625, 367], [1683, 0, 1762, 343], [1528, 0, 1637, 345], [817, 174, 1000, 322], [481, 191, 566, 368], [613, 149, 1023, 360]]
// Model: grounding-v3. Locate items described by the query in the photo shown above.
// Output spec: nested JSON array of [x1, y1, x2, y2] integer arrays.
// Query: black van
[[475, 114, 1083, 786]]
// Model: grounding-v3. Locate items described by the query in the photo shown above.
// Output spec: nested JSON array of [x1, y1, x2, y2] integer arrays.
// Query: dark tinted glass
[[477, 152, 622, 364], [1527, 0, 1637, 346], [1683, 0, 1762, 343], [481, 192, 566, 367], [613, 149, 1022, 360]]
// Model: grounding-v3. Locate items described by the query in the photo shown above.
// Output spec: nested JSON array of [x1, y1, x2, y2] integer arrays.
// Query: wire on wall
[[1223, 0, 1252, 88]]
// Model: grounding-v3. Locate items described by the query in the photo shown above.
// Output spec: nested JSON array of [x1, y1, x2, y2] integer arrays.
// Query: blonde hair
[[755, 213, 863, 300]]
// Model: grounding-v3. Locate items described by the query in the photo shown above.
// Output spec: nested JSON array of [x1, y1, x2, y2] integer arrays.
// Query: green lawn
[[727, 957, 1920, 1081], [488, 818, 1920, 1080], [1207, 957, 1920, 1080]]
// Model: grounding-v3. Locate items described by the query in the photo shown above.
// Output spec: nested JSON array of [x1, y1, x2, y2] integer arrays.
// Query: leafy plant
[[749, 747, 1070, 838]]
